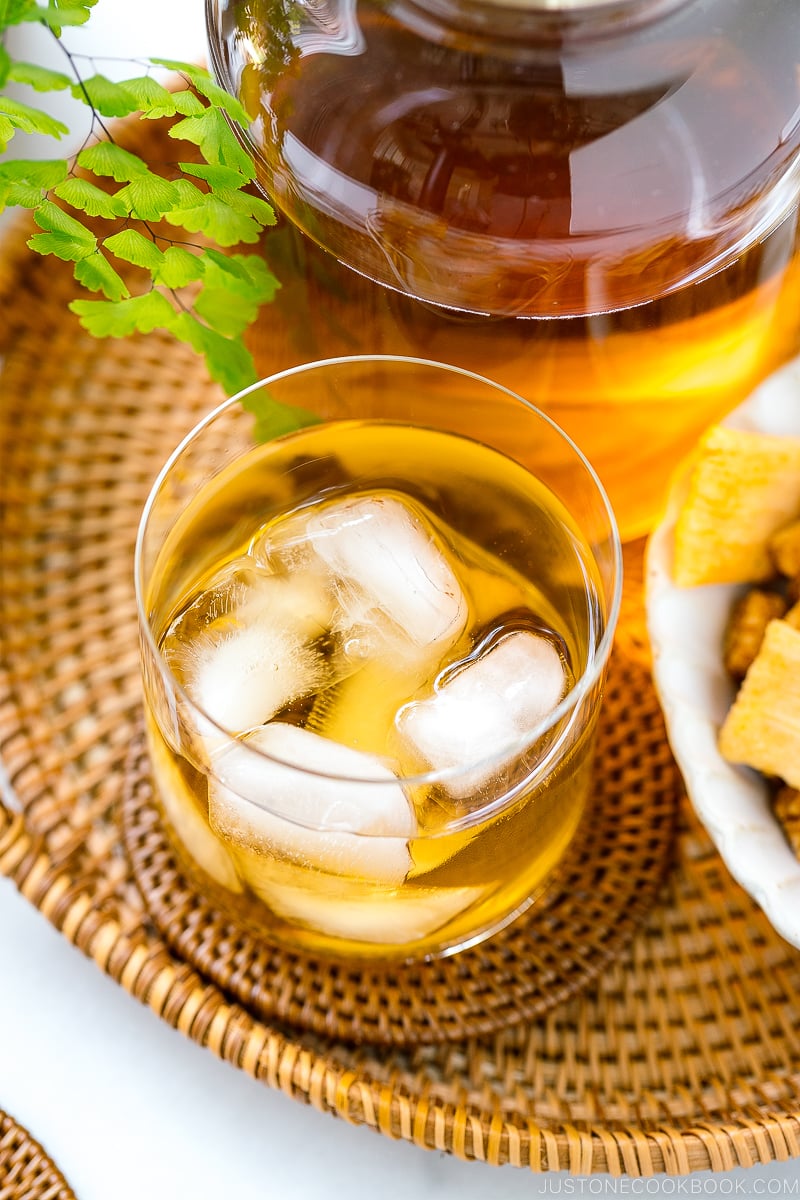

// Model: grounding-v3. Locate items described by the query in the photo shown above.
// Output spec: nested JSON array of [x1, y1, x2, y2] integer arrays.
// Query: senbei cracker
[[672, 425, 800, 587], [718, 619, 800, 790]]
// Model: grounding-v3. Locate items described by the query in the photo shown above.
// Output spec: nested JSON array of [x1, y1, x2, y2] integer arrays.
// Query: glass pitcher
[[206, 0, 800, 539]]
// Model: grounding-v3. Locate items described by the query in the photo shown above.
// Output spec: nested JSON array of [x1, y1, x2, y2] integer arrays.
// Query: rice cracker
[[672, 425, 800, 586], [719, 618, 800, 789]]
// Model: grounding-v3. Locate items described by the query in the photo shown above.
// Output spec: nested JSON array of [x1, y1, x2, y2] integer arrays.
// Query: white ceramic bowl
[[645, 354, 800, 950]]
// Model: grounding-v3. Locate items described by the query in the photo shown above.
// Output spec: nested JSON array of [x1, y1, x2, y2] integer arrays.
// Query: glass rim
[[135, 354, 623, 812]]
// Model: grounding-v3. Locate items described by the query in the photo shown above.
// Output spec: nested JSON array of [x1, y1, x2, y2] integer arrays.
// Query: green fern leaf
[[0, 158, 68, 186], [163, 192, 261, 246], [170, 310, 257, 396], [54, 176, 128, 218], [0, 23, 278, 387], [41, 0, 98, 31], [28, 199, 96, 259], [201, 246, 253, 283], [70, 73, 140, 118], [0, 180, 42, 206], [194, 282, 261, 338], [39, 5, 96, 33], [3, 0, 95, 26], [149, 58, 252, 124], [146, 57, 204, 79], [114, 173, 179, 220], [103, 228, 164, 270], [151, 245, 204, 288], [240, 388, 320, 443], [0, 115, 15, 153], [172, 89, 205, 116], [28, 227, 95, 260], [70, 289, 175, 337], [73, 250, 130, 300], [0, 157, 72, 208], [0, 0, 41, 27], [76, 141, 149, 181], [183, 75, 252, 126], [7, 60, 72, 91], [202, 251, 279, 305], [32, 198, 95, 237], [216, 185, 274, 225], [0, 95, 68, 137], [179, 162, 250, 191], [169, 108, 256, 179], [169, 176, 206, 207], [117, 75, 177, 118]]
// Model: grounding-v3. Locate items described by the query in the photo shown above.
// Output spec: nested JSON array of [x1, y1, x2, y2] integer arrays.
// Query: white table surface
[[2, 3, 800, 1195]]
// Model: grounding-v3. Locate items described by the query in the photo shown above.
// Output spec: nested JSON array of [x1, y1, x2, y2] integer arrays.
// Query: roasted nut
[[773, 785, 800, 857], [783, 600, 800, 630], [723, 589, 788, 679], [768, 518, 800, 579]]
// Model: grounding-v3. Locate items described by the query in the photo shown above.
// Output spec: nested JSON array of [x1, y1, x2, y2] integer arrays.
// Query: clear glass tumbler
[[136, 356, 622, 960]]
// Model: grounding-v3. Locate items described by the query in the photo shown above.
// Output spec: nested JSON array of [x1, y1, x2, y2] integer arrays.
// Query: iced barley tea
[[143, 432, 606, 957], [208, 0, 800, 540]]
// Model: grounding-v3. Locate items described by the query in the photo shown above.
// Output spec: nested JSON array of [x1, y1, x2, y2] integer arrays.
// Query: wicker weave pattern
[[0, 1112, 76, 1200], [1, 137, 800, 1172]]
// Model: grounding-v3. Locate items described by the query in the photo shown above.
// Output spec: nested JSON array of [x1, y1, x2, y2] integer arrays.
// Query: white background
[[2, 2, 800, 1195]]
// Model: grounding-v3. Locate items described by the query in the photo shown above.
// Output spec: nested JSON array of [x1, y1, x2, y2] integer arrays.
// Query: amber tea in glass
[[136, 357, 621, 959]]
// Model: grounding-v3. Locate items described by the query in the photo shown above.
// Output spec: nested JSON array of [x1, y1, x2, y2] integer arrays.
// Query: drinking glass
[[136, 355, 622, 960]]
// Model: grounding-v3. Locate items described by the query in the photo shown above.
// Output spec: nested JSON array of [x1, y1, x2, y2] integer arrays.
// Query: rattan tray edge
[[1, 796, 799, 1176], [0, 1108, 77, 1200]]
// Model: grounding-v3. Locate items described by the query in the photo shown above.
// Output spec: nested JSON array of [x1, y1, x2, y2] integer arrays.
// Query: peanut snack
[[774, 786, 800, 858], [719, 619, 800, 790], [768, 518, 800, 579], [723, 589, 787, 680]]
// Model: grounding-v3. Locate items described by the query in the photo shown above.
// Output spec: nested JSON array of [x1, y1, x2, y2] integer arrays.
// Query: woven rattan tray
[[0, 1111, 76, 1200], [1, 118, 800, 1172]]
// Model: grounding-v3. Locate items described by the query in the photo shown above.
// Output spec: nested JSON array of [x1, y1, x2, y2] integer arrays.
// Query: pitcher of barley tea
[[206, 0, 800, 540]]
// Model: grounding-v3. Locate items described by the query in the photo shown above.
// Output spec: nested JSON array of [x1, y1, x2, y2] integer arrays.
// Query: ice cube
[[255, 492, 468, 656], [208, 724, 413, 883], [163, 563, 332, 740], [146, 723, 242, 893], [396, 630, 567, 801], [450, 629, 567, 730], [250, 511, 315, 573], [237, 868, 483, 945]]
